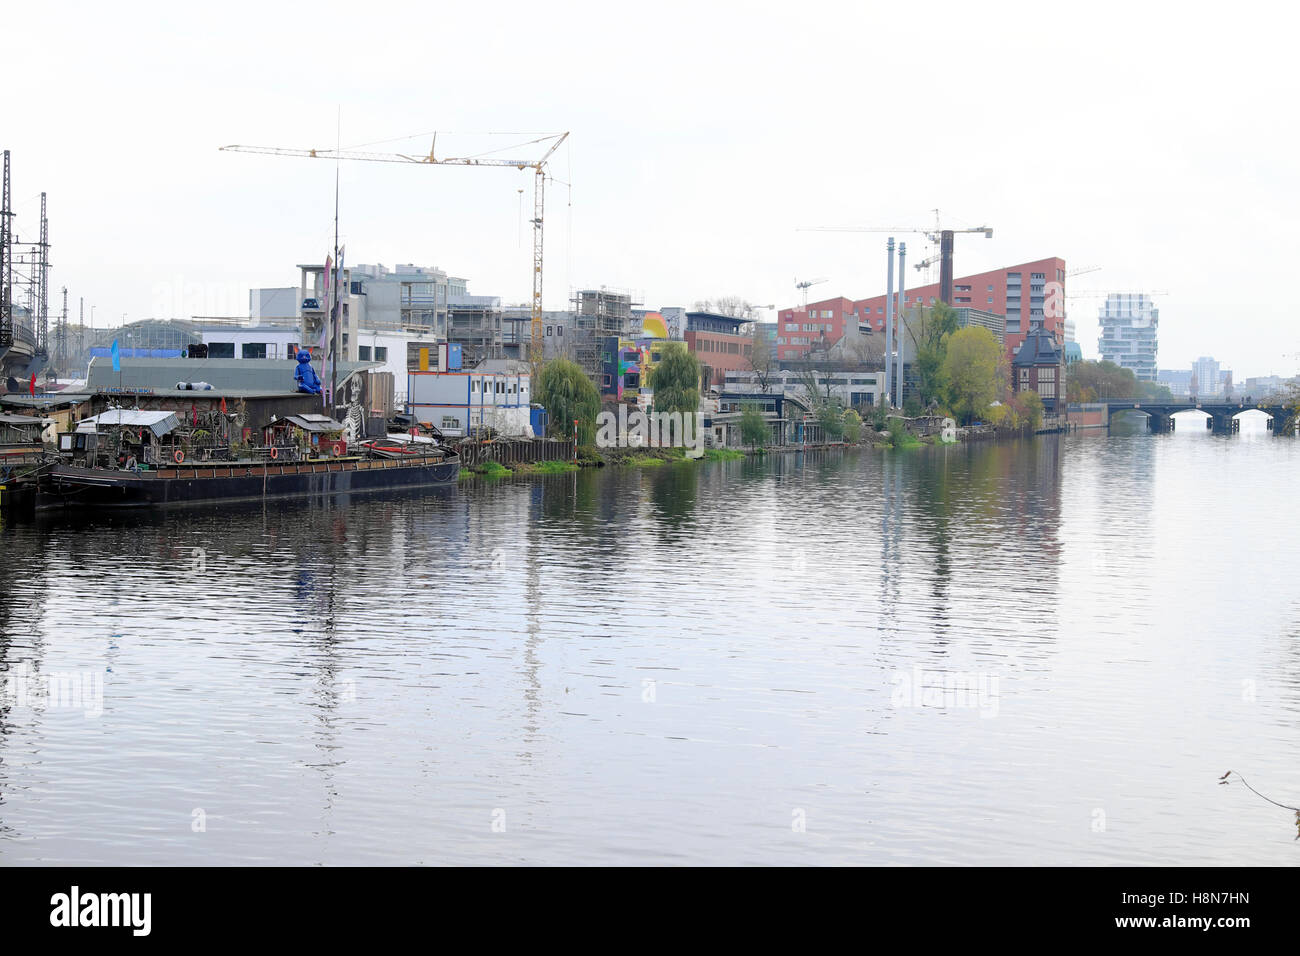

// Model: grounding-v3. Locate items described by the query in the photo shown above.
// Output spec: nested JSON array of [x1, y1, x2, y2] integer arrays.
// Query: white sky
[[7, 0, 1299, 378]]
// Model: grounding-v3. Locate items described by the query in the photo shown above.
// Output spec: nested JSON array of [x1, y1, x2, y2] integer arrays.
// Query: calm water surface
[[1, 418, 1298, 865]]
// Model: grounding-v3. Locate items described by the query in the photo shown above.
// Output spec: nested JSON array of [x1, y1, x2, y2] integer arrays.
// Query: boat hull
[[37, 456, 460, 509]]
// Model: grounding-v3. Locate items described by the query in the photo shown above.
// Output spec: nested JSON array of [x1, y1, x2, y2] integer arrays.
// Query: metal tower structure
[[35, 192, 49, 357], [57, 286, 68, 375], [0, 150, 12, 350]]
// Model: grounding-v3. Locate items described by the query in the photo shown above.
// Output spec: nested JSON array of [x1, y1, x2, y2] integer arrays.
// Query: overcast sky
[[7, 1, 1298, 378]]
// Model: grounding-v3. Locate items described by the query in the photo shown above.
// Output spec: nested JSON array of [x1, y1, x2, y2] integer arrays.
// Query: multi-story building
[[447, 295, 503, 366], [1012, 321, 1066, 416], [954, 308, 1006, 346], [574, 289, 635, 379], [1158, 368, 1193, 396], [775, 297, 855, 362], [1191, 356, 1220, 398], [1097, 293, 1159, 382], [683, 311, 753, 392], [723, 368, 882, 409], [779, 257, 1067, 365], [406, 358, 534, 438]]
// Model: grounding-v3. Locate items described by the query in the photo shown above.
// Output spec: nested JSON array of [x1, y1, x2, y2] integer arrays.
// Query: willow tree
[[650, 343, 701, 416], [536, 358, 601, 445]]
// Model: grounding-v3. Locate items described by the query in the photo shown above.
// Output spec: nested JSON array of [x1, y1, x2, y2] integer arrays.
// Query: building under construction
[[574, 288, 636, 380]]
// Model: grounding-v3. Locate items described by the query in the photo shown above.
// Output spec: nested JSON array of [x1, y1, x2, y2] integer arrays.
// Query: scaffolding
[[447, 295, 503, 367], [574, 288, 634, 378]]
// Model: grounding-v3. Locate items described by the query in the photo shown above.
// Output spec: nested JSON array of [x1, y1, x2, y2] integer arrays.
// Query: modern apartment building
[[1097, 293, 1159, 382], [1191, 356, 1220, 397], [778, 257, 1066, 364]]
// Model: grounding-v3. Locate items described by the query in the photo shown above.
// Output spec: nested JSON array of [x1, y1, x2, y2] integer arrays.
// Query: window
[[208, 342, 234, 358], [557, 326, 563, 336], [1020, 368, 1030, 385], [546, 326, 553, 336], [375, 347, 387, 362], [358, 345, 371, 361], [350, 281, 363, 295], [471, 380, 478, 393], [242, 342, 267, 359], [441, 416, 458, 429]]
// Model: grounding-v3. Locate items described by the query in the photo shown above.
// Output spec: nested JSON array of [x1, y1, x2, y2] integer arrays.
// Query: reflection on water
[[1, 425, 1298, 864]]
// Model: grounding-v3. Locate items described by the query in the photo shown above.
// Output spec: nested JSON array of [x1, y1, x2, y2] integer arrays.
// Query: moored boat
[[36, 406, 459, 509]]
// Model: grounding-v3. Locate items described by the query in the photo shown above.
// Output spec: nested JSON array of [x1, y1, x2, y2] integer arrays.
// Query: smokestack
[[884, 238, 895, 408]]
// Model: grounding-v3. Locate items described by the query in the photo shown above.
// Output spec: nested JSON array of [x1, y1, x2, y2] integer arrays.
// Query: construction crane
[[802, 213, 992, 304], [221, 132, 570, 364], [795, 277, 827, 309]]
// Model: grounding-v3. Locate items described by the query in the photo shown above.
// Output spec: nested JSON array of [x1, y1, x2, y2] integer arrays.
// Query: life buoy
[[269, 446, 279, 460], [332, 440, 346, 457], [173, 449, 185, 464]]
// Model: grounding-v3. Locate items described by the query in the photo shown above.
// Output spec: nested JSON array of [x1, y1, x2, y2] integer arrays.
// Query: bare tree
[[693, 296, 755, 319], [748, 324, 775, 393]]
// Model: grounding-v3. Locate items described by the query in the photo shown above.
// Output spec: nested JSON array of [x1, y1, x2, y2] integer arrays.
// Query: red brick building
[[683, 311, 753, 391], [777, 257, 1067, 364]]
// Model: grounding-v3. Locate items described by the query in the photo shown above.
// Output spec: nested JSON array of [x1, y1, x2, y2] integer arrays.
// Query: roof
[[0, 413, 52, 425], [276, 414, 345, 433], [0, 393, 91, 409], [76, 409, 182, 436], [85, 356, 378, 397], [1013, 324, 1064, 366]]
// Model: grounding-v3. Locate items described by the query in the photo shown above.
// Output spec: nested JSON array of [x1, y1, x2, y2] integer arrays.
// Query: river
[[1, 418, 1297, 865]]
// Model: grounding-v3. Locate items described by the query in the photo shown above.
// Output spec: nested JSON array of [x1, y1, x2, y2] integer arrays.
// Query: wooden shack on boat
[[262, 414, 347, 459]]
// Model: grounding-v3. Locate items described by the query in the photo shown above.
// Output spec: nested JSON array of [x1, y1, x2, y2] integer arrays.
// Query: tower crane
[[801, 212, 992, 304], [795, 277, 828, 309], [221, 132, 569, 364]]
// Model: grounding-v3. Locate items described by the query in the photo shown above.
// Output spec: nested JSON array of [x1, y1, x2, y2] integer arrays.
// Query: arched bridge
[[1103, 401, 1293, 435]]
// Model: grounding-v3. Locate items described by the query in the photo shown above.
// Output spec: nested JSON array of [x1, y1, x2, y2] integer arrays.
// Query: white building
[[406, 359, 534, 438], [1098, 294, 1159, 382], [1192, 356, 1220, 397], [723, 368, 883, 408]]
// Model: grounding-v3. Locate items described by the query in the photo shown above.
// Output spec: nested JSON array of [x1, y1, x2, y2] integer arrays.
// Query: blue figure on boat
[[294, 349, 322, 395]]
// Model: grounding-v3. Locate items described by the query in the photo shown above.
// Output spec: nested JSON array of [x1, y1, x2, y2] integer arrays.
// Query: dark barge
[[36, 407, 459, 509], [38, 454, 460, 509]]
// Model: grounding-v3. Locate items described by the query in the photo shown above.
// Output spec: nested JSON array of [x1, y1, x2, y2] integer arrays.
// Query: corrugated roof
[[86, 356, 378, 395], [76, 410, 182, 436]]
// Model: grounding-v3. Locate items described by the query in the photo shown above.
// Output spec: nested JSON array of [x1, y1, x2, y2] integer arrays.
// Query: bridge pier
[[1147, 413, 1174, 434]]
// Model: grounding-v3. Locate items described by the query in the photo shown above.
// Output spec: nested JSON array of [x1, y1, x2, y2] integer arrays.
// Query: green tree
[[842, 408, 863, 444], [650, 342, 701, 416], [817, 403, 844, 440], [739, 403, 768, 451], [943, 326, 1003, 425], [1013, 390, 1044, 431], [905, 302, 960, 408], [536, 358, 601, 445]]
